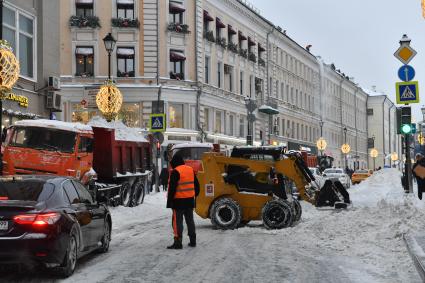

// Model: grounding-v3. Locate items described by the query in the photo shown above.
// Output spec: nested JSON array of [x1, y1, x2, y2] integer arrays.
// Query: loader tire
[[131, 179, 145, 207], [262, 199, 293, 229], [210, 197, 242, 230], [120, 182, 132, 207], [292, 199, 302, 222]]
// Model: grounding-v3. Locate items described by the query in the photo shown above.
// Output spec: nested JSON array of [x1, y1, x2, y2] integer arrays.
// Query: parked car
[[351, 169, 373, 184], [309, 167, 325, 189], [0, 175, 111, 277], [322, 168, 351, 189]]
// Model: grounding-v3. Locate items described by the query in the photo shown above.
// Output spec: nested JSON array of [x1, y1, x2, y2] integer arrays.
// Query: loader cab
[[230, 146, 287, 161]]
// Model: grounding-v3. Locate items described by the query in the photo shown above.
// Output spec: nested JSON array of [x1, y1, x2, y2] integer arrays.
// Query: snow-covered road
[[2, 169, 423, 282]]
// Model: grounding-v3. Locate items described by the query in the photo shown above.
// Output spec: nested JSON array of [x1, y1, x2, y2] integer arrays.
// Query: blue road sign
[[398, 65, 415, 82], [149, 113, 166, 132], [396, 81, 419, 104]]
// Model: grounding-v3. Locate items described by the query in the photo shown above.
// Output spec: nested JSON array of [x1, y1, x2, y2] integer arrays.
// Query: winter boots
[[188, 236, 196, 247], [167, 237, 182, 249]]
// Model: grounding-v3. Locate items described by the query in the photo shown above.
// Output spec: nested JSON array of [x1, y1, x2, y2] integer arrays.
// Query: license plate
[[0, 221, 8, 231]]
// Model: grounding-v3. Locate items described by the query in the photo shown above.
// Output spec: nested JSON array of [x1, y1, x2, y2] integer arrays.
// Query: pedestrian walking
[[413, 153, 425, 200], [160, 167, 169, 191], [166, 154, 199, 249]]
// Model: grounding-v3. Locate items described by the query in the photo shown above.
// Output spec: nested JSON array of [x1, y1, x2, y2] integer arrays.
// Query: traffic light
[[156, 141, 161, 158], [400, 106, 412, 134]]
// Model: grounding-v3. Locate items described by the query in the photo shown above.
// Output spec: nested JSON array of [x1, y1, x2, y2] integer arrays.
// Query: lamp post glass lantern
[[370, 148, 378, 170]]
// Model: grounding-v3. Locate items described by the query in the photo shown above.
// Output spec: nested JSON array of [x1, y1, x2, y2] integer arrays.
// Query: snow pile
[[88, 116, 147, 142], [14, 119, 92, 133]]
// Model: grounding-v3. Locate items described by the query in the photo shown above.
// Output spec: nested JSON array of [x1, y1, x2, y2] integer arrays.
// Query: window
[[367, 108, 374, 115], [204, 108, 210, 131], [72, 180, 94, 204], [240, 71, 244, 95], [217, 62, 222, 88], [117, 47, 135, 77], [169, 1, 184, 23], [117, 103, 141, 127], [249, 75, 253, 97], [281, 119, 285, 136], [169, 50, 185, 80], [239, 116, 245, 137], [228, 114, 234, 136], [0, 181, 54, 202], [275, 81, 279, 98], [205, 56, 210, 84], [76, 46, 94, 77], [281, 83, 284, 100], [224, 64, 233, 92], [63, 181, 80, 204], [3, 6, 35, 79], [168, 104, 184, 128], [76, 0, 93, 17], [215, 111, 222, 133], [79, 136, 93, 153], [117, 0, 135, 19]]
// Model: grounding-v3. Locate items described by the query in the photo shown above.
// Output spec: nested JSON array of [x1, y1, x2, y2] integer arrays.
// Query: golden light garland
[[0, 40, 19, 92], [341, 143, 351, 154], [391, 152, 398, 162], [370, 148, 378, 158], [316, 137, 327, 151], [422, 0, 425, 18], [96, 80, 123, 121]]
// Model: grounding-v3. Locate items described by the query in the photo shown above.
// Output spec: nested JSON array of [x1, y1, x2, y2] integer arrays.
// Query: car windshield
[[324, 169, 343, 174], [9, 126, 76, 153], [355, 170, 369, 174], [173, 147, 211, 161], [0, 180, 54, 202]]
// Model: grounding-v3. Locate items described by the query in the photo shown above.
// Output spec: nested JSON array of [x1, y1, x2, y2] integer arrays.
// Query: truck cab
[[2, 120, 94, 181], [169, 143, 216, 173]]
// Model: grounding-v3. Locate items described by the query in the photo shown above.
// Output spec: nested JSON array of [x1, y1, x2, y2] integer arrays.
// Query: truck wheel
[[262, 199, 293, 229], [292, 199, 302, 222], [132, 181, 145, 206], [210, 197, 242, 230], [120, 182, 132, 207]]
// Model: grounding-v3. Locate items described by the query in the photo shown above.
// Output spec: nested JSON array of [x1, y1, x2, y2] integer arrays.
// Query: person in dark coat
[[413, 153, 425, 200], [166, 154, 200, 249], [159, 167, 169, 191]]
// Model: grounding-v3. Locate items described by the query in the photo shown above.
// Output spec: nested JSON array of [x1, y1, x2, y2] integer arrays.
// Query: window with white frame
[[169, 50, 185, 80], [117, 0, 134, 19], [75, 46, 94, 77], [239, 116, 245, 137], [3, 5, 35, 79], [76, 0, 94, 17], [169, 1, 185, 24], [117, 47, 135, 77], [204, 108, 210, 131], [215, 110, 222, 133], [168, 103, 184, 128]]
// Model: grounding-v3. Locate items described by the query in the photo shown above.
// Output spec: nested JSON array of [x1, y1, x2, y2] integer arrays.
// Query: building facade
[[1, 0, 61, 129]]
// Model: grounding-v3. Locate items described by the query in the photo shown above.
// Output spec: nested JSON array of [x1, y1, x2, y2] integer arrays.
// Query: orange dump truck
[[2, 119, 152, 207]]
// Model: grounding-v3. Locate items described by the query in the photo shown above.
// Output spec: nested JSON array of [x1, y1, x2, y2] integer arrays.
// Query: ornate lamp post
[[370, 148, 378, 171], [341, 127, 350, 169], [96, 33, 123, 122]]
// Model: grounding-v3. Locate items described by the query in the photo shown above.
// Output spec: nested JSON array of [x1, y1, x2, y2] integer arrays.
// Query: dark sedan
[[0, 175, 111, 277]]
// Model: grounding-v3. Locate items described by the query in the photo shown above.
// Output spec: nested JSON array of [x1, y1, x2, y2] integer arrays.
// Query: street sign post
[[149, 113, 166, 132], [397, 65, 415, 82], [396, 81, 419, 104], [394, 44, 417, 65]]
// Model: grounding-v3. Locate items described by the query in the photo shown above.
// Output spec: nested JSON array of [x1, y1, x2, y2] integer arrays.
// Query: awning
[[238, 31, 247, 40], [116, 0, 133, 4], [169, 2, 185, 14], [76, 0, 93, 4], [228, 25, 237, 35], [203, 10, 214, 21], [258, 44, 266, 52], [170, 51, 186, 62], [75, 47, 93, 55], [248, 37, 255, 46], [216, 17, 225, 28], [258, 104, 279, 115], [117, 47, 134, 57]]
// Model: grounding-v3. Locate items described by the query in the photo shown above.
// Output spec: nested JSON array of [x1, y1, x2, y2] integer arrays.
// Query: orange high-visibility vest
[[174, 165, 195, 199]]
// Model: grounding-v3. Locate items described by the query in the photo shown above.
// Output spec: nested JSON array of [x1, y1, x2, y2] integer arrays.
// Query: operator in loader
[[167, 154, 200, 249]]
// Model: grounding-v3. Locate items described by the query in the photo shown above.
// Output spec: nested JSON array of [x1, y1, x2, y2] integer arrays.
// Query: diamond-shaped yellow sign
[[394, 44, 417, 64]]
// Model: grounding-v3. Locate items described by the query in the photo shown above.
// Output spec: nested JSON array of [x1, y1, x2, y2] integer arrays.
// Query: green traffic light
[[401, 124, 412, 134]]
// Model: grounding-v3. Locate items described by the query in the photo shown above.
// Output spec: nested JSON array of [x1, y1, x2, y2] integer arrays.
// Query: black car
[[0, 175, 111, 277]]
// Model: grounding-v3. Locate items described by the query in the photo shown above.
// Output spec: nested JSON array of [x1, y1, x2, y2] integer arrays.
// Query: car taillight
[[14, 213, 60, 227], [0, 196, 8, 200]]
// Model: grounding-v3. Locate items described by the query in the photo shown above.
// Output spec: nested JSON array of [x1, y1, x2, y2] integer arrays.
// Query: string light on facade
[[96, 80, 123, 121], [0, 40, 20, 92]]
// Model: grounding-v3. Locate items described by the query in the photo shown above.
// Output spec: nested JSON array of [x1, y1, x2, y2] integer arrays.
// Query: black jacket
[[159, 168, 169, 185], [166, 155, 200, 209]]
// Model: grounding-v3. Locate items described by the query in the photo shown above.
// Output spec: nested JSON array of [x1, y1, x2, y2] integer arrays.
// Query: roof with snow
[[171, 142, 213, 150], [14, 119, 93, 133]]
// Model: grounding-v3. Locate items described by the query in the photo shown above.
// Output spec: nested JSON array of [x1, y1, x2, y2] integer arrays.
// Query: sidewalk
[[404, 233, 425, 282]]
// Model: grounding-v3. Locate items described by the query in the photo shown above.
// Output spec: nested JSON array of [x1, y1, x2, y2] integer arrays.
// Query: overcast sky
[[250, 0, 425, 122]]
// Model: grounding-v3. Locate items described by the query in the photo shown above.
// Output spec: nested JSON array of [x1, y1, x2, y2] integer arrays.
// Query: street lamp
[[316, 137, 327, 156], [391, 152, 398, 168], [96, 33, 123, 122], [370, 148, 378, 171], [341, 127, 350, 169], [319, 119, 324, 137]]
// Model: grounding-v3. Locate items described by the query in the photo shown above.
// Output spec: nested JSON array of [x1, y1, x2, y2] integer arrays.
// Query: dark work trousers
[[172, 208, 196, 239]]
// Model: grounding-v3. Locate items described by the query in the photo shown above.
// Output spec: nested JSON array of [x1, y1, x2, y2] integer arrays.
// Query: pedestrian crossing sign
[[396, 81, 419, 104], [149, 113, 166, 132]]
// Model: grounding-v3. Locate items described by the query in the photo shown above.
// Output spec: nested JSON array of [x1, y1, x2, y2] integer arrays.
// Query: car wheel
[[262, 199, 293, 229], [210, 197, 242, 230], [120, 182, 132, 207], [291, 199, 302, 222], [57, 234, 77, 278], [98, 220, 111, 253]]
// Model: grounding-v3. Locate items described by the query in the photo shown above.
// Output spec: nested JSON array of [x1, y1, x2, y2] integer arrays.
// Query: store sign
[[83, 86, 101, 108], [0, 92, 29, 107]]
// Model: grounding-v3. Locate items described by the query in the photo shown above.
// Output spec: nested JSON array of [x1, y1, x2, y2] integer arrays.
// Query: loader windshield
[[9, 126, 76, 153]]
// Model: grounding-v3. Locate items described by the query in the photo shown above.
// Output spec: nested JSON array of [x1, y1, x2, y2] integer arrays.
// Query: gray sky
[[250, 0, 425, 122]]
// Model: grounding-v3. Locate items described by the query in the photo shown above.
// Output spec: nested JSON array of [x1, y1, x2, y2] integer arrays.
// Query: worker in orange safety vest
[[166, 154, 200, 249]]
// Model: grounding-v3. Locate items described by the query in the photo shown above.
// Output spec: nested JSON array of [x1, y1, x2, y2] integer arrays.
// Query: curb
[[403, 233, 425, 282]]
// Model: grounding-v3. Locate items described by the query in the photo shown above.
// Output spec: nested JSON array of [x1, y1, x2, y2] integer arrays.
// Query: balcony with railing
[[69, 15, 100, 28], [111, 18, 140, 28], [167, 23, 190, 34]]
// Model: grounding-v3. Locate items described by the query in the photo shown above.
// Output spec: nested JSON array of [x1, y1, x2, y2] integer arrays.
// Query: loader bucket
[[315, 180, 350, 208]]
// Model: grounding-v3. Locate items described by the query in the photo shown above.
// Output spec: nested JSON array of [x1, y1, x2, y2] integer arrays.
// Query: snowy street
[[2, 169, 424, 282]]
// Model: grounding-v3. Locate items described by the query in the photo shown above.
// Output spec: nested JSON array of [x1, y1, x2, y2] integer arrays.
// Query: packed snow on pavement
[[3, 169, 424, 282]]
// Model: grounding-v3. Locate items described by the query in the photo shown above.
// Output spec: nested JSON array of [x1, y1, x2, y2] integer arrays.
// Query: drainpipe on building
[[194, 2, 203, 142], [266, 26, 275, 144], [382, 96, 388, 167]]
